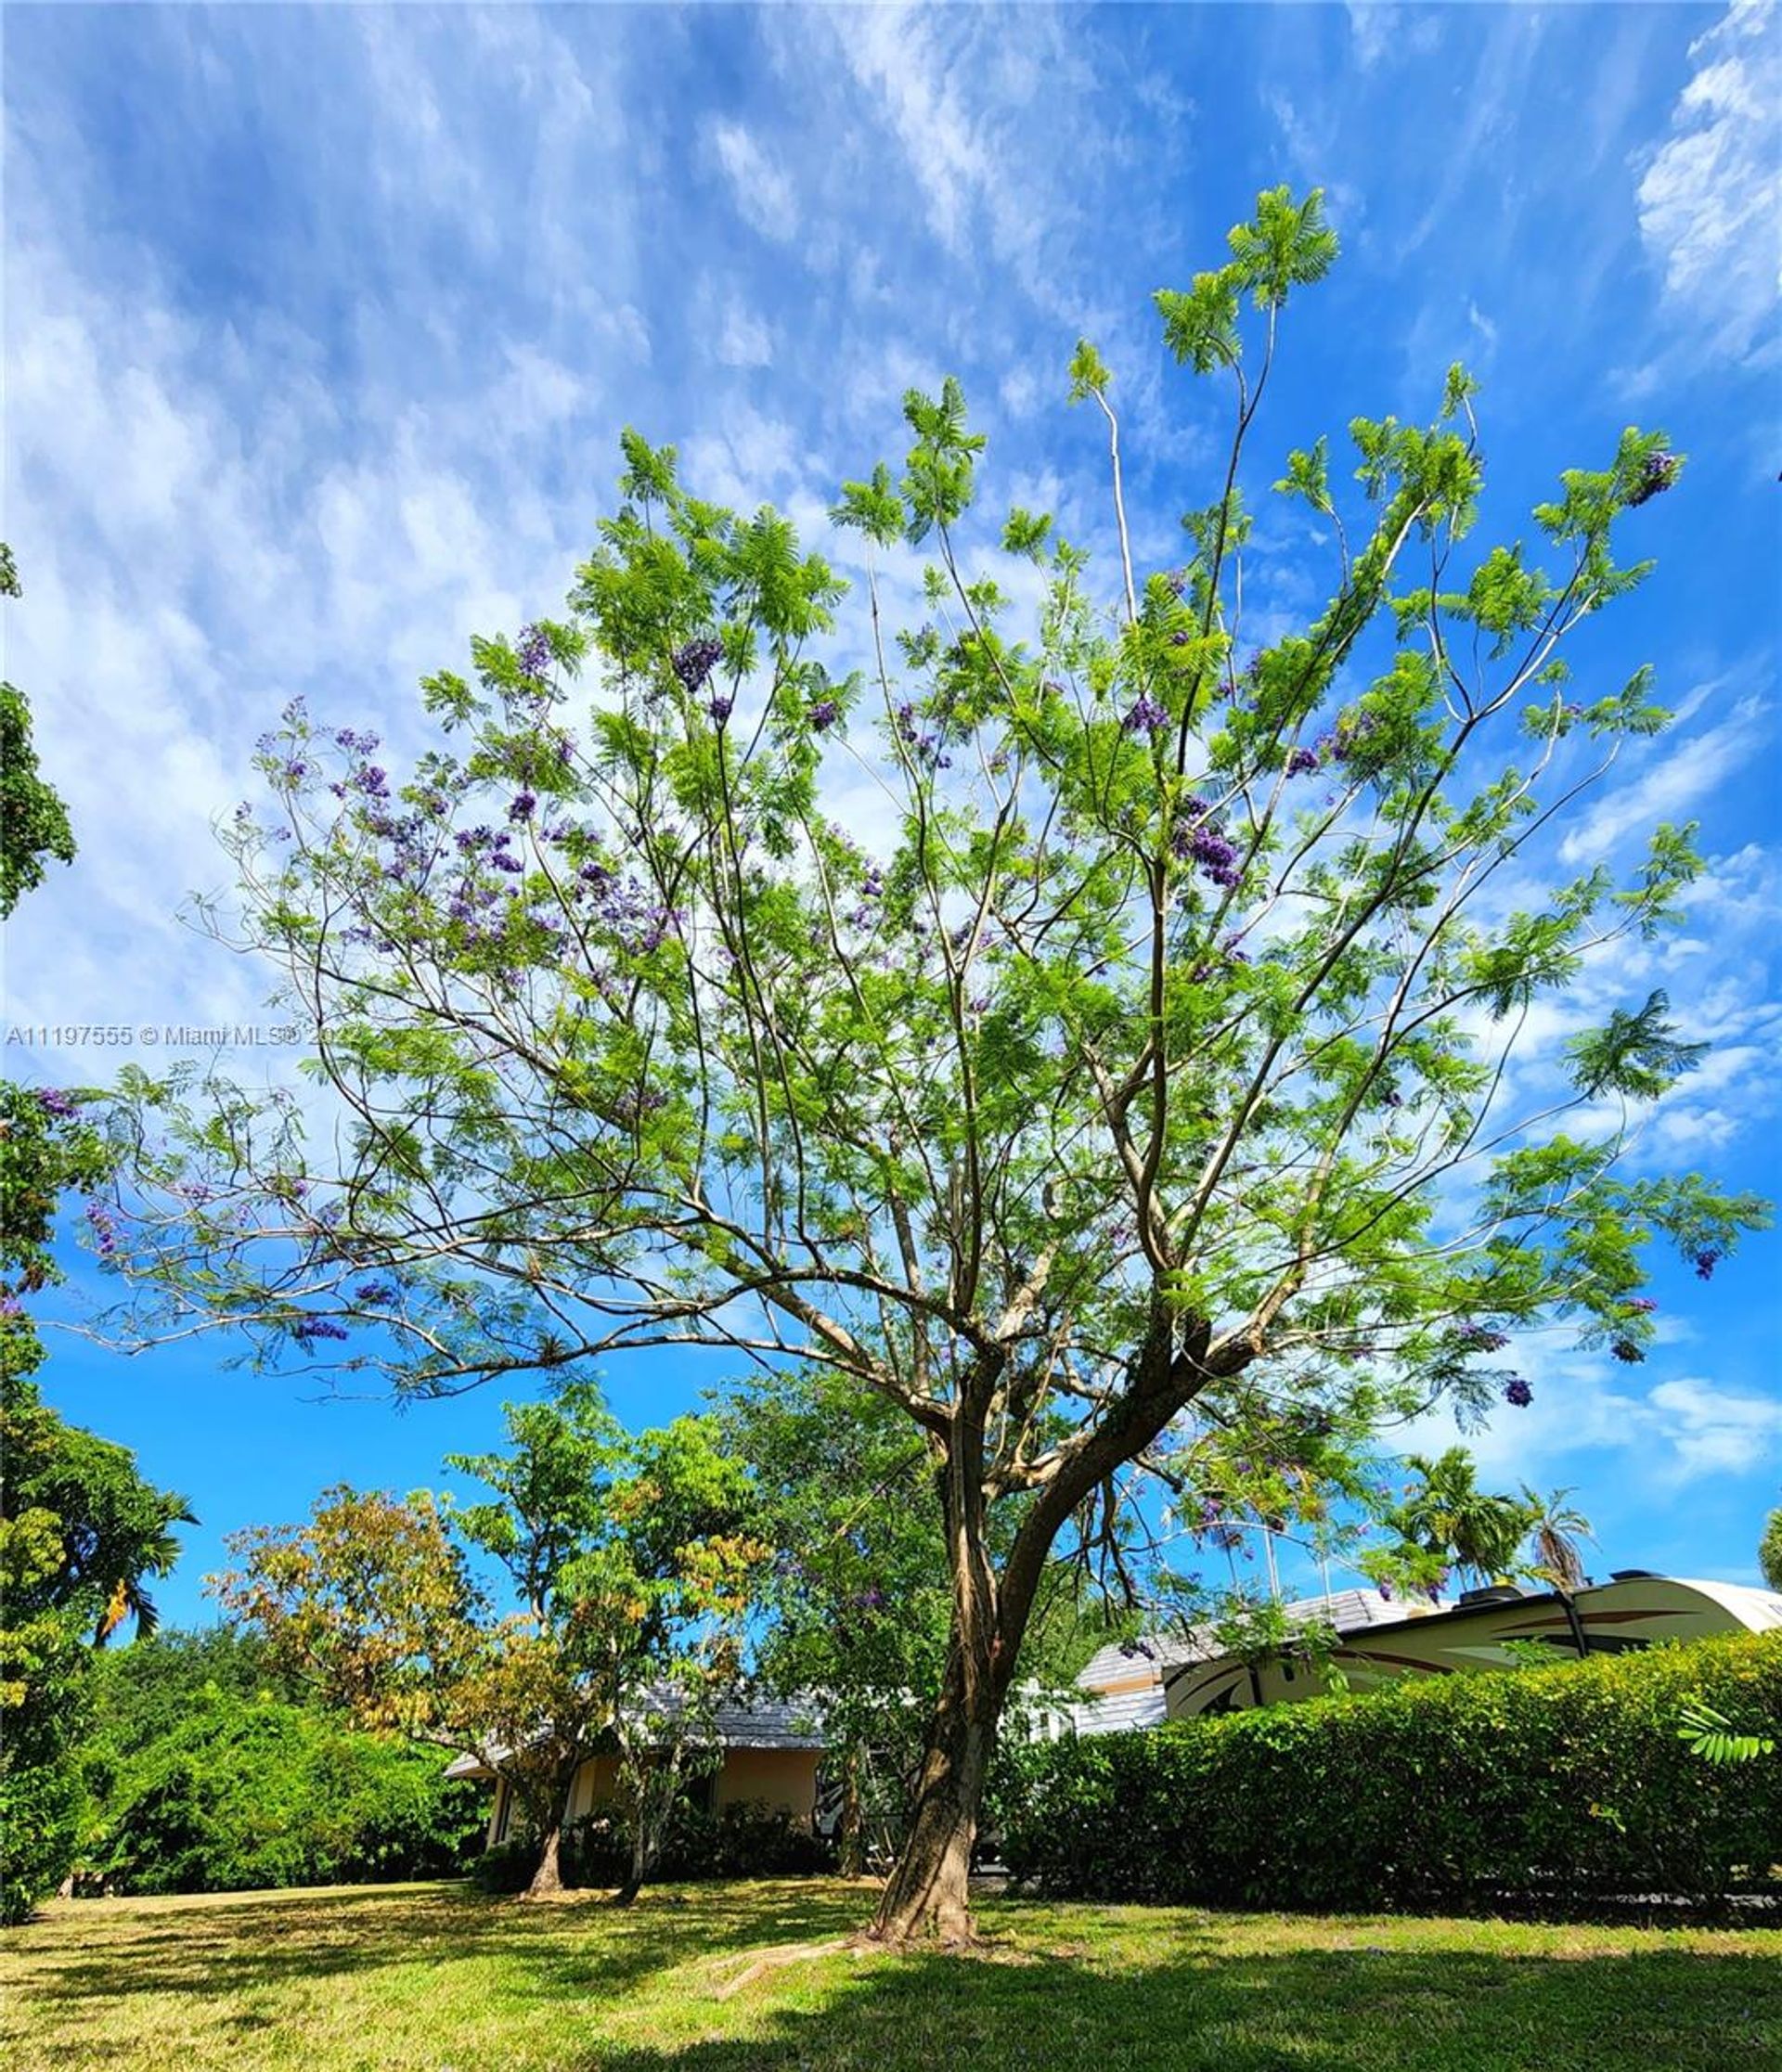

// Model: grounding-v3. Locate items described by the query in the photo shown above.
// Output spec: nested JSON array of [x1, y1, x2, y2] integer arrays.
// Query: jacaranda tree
[[98, 188, 1765, 1940]]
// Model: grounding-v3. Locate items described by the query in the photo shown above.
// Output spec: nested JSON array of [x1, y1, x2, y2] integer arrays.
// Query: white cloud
[[1345, 5, 1440, 71], [1556, 695, 1766, 865], [1634, 2, 1781, 367], [716, 299, 774, 370], [710, 120, 800, 243], [1646, 1375, 1782, 1477], [1405, 1349, 1782, 1491]]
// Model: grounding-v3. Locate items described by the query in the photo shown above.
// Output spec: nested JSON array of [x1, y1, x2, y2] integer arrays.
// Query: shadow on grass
[[17, 1879, 869, 2010], [590, 1938, 1782, 2072], [12, 1882, 1779, 2072]]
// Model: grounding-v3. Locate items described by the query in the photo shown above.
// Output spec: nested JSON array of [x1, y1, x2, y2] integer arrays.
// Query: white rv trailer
[[1156, 1572, 1782, 1719]]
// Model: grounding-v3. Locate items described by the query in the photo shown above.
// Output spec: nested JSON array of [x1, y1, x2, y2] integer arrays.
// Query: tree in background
[[1388, 1448, 1538, 1590], [1761, 1507, 1782, 1594], [0, 551, 193, 1924], [0, 546, 75, 917], [75, 1628, 485, 1895], [215, 1389, 762, 1901], [97, 189, 1767, 1941], [1520, 1485, 1595, 1593]]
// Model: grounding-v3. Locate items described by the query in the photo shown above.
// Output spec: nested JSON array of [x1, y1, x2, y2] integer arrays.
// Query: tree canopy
[[214, 1388, 762, 1900], [93, 186, 1766, 1941]]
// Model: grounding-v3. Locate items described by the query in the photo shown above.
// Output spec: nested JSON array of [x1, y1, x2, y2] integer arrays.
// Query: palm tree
[[1392, 1448, 1534, 1588], [1519, 1486, 1594, 1592]]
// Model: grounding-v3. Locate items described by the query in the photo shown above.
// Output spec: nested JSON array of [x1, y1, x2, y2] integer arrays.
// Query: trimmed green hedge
[[995, 1632, 1782, 1909]]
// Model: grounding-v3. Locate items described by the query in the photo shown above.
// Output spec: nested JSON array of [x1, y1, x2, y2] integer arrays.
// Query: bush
[[472, 1795, 834, 1892], [79, 1692, 486, 1895], [995, 1632, 1782, 1910], [0, 1749, 84, 1924]]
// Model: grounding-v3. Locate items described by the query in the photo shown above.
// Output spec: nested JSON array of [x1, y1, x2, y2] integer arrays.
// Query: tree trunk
[[872, 1412, 1005, 1946], [613, 1748, 680, 1906], [871, 1641, 1001, 1944], [870, 1316, 1220, 1947], [523, 1815, 565, 1900], [837, 1744, 865, 1879]]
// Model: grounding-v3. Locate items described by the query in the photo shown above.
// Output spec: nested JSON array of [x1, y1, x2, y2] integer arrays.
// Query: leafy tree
[[97, 187, 1766, 1941], [0, 546, 76, 920], [0, 559, 193, 1922], [1388, 1448, 1534, 1589], [0, 1394, 193, 1922], [74, 1628, 484, 1894], [1520, 1484, 1595, 1592], [1761, 1506, 1782, 1594], [214, 1391, 762, 1900]]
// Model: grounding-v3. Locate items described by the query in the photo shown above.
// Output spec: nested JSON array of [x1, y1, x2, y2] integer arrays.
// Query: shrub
[[79, 1692, 486, 1895], [472, 1796, 833, 1892], [0, 1749, 84, 1924], [995, 1632, 1782, 1910]]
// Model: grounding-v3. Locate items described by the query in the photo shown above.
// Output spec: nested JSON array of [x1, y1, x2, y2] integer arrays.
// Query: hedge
[[994, 1631, 1782, 1910], [472, 1796, 834, 1893]]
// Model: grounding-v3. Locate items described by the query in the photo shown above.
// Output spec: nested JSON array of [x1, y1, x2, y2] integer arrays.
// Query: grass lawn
[[2, 1878, 1778, 2072]]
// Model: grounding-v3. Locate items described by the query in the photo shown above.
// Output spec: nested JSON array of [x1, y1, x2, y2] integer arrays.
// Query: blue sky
[[5, 3, 1778, 1628]]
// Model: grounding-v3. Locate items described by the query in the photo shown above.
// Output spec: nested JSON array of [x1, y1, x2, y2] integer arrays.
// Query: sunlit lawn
[[3, 1877, 1778, 2071]]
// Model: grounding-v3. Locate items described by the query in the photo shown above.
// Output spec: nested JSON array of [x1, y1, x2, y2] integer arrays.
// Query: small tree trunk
[[837, 1744, 865, 1879], [613, 1748, 680, 1906], [523, 1816, 565, 1900]]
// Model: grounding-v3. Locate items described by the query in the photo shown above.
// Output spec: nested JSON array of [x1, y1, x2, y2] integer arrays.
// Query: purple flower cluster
[[1318, 710, 1379, 767], [509, 791, 536, 823], [708, 693, 734, 727], [35, 1088, 80, 1120], [516, 624, 551, 679], [1610, 1338, 1644, 1364], [1623, 1295, 1658, 1314], [809, 699, 839, 732], [1694, 1247, 1722, 1281], [85, 1200, 118, 1257], [1625, 452, 1679, 508], [1456, 1321, 1510, 1352], [1503, 1376, 1533, 1409], [1121, 691, 1169, 735], [894, 701, 951, 770], [672, 637, 724, 693], [334, 727, 381, 755], [355, 1281, 398, 1306], [1189, 824, 1243, 889], [1287, 746, 1321, 777], [294, 1317, 351, 1345]]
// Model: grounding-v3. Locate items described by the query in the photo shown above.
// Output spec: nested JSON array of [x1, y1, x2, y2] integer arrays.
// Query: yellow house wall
[[484, 1749, 820, 1841], [713, 1748, 820, 1821]]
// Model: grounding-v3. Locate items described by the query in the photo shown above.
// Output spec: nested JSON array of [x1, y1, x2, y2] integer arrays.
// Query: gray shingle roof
[[441, 1689, 825, 1779], [1077, 1589, 1428, 1693]]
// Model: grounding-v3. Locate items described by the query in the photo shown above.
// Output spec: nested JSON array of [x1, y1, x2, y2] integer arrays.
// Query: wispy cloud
[[1634, 2, 1779, 369], [710, 120, 800, 243], [1557, 695, 1766, 866]]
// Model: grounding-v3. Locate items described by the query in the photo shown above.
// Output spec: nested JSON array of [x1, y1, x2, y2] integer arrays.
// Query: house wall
[[713, 1747, 820, 1820], [484, 1747, 820, 1847]]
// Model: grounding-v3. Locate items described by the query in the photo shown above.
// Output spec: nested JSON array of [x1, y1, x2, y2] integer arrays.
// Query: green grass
[[2, 1878, 1778, 2071]]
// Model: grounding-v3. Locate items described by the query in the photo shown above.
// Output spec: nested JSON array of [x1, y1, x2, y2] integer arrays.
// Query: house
[[445, 1693, 826, 1849], [1067, 1573, 1782, 1729]]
